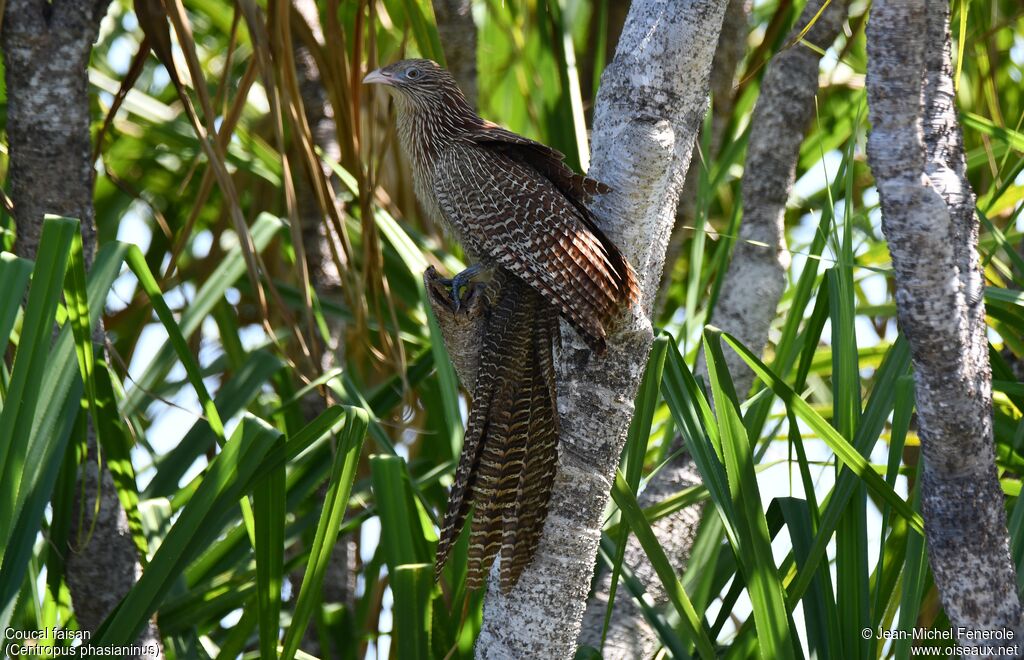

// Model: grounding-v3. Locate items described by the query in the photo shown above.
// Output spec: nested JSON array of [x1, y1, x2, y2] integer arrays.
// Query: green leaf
[[0, 216, 77, 549], [787, 338, 912, 613], [893, 495, 928, 660], [717, 329, 923, 534], [603, 335, 669, 647], [0, 252, 32, 355], [775, 498, 839, 660], [254, 432, 286, 659], [95, 360, 150, 559], [660, 333, 741, 550], [703, 329, 795, 660], [595, 535, 691, 658], [92, 415, 281, 645], [120, 213, 284, 416], [610, 471, 716, 659], [144, 348, 284, 499], [398, 0, 446, 64], [391, 563, 433, 660], [827, 265, 870, 657], [125, 244, 227, 441], [280, 407, 369, 660], [422, 284, 464, 457], [0, 241, 129, 628], [369, 454, 436, 571], [962, 112, 1024, 152]]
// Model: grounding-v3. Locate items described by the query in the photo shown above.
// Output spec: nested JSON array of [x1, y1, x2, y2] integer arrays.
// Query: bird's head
[[363, 59, 467, 112]]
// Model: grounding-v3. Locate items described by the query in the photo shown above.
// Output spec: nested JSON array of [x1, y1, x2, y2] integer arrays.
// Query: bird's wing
[[466, 122, 610, 202], [464, 124, 638, 315], [433, 140, 636, 352]]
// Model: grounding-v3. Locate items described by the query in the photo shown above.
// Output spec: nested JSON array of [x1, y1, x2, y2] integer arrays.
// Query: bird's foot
[[437, 264, 484, 312], [423, 265, 486, 317]]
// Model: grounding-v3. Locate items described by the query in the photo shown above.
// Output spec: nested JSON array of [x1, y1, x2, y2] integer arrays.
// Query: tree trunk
[[473, 1, 728, 656], [703, 0, 848, 395], [577, 2, 745, 646], [577, 3, 748, 654], [577, 4, 853, 655], [4, 0, 102, 263], [866, 0, 1024, 649], [658, 0, 748, 307], [431, 0, 477, 107], [2, 1, 162, 655]]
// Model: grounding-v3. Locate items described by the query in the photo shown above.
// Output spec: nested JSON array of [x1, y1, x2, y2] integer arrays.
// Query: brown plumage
[[452, 270, 560, 590], [365, 59, 637, 591]]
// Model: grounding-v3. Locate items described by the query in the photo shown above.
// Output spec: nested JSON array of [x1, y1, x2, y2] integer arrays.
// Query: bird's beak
[[363, 69, 392, 86]]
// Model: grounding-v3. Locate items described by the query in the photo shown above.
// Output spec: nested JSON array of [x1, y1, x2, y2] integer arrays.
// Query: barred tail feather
[[501, 302, 559, 591], [433, 271, 560, 592]]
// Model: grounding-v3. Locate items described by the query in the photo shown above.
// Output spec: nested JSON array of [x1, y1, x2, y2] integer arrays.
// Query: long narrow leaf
[[717, 329, 923, 533], [92, 415, 281, 645], [121, 213, 284, 416], [280, 407, 369, 660], [0, 216, 77, 548], [703, 329, 796, 660], [392, 563, 433, 660], [610, 471, 716, 659], [254, 433, 286, 659], [0, 253, 32, 353], [0, 241, 130, 629]]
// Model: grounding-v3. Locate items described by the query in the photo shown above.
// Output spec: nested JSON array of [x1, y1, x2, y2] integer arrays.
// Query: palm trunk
[[473, 1, 728, 656], [3, 0, 163, 655], [865, 0, 1024, 648], [701, 0, 849, 395]]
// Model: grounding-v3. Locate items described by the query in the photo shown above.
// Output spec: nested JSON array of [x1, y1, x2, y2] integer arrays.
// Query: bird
[[365, 59, 638, 592]]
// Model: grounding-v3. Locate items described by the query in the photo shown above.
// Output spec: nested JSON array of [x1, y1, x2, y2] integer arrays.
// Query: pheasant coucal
[[365, 59, 638, 592]]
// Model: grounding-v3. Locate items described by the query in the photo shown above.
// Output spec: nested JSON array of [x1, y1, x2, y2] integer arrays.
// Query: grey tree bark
[[866, 0, 1024, 650], [577, 3, 748, 655], [703, 0, 849, 395], [658, 0, 748, 306], [2, 0, 163, 655], [3, 0, 103, 264], [467, 1, 728, 657], [431, 0, 477, 107], [576, 4, 852, 655]]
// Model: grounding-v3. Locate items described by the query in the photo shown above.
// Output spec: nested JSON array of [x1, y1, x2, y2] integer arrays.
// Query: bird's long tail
[[433, 270, 559, 592]]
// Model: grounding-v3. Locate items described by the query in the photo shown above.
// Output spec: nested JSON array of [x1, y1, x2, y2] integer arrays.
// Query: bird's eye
[[406, 68, 421, 80]]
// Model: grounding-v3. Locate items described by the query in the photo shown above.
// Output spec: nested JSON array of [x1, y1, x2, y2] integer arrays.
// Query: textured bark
[[577, 5, 748, 655], [431, 0, 477, 107], [472, 1, 727, 657], [658, 0, 748, 306], [3, 1, 162, 655], [3, 0, 104, 264], [703, 0, 848, 395], [866, 0, 1024, 649]]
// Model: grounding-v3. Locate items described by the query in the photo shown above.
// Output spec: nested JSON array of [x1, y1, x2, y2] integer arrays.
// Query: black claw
[[445, 264, 483, 311]]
